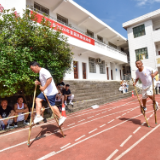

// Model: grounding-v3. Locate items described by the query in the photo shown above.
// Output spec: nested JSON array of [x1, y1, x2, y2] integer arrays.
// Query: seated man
[[0, 99, 17, 130], [63, 84, 74, 106], [14, 96, 29, 126]]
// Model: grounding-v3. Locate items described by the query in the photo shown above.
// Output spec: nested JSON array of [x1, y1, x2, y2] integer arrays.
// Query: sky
[[74, 0, 160, 38]]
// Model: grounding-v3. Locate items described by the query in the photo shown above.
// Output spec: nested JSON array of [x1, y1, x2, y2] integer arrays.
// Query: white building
[[123, 9, 160, 79], [1, 0, 129, 81]]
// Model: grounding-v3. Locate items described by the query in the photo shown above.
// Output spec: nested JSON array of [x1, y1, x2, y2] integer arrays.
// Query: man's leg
[[51, 106, 62, 118], [36, 98, 43, 116], [24, 112, 29, 121], [64, 95, 68, 105], [148, 95, 159, 110]]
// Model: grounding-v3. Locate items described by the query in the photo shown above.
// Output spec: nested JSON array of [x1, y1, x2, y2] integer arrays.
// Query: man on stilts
[[133, 60, 159, 112], [30, 61, 66, 126]]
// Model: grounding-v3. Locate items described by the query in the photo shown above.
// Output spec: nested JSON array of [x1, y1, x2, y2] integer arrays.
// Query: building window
[[34, 2, 49, 15], [99, 61, 105, 74], [89, 57, 96, 73], [57, 14, 68, 25], [133, 24, 146, 38], [87, 30, 94, 38], [109, 42, 117, 49], [158, 51, 160, 55], [97, 35, 103, 43], [135, 47, 148, 61]]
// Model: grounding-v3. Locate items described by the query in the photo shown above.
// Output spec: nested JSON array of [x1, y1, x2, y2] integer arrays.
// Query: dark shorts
[[37, 93, 56, 106]]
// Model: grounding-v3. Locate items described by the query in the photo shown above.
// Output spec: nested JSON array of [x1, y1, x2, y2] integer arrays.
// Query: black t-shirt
[[0, 106, 13, 118], [63, 89, 71, 95]]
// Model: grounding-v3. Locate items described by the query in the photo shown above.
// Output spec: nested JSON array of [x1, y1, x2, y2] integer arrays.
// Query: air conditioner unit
[[96, 58, 102, 64]]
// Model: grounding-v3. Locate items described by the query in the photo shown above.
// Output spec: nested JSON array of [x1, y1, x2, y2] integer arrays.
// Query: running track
[[0, 96, 160, 160]]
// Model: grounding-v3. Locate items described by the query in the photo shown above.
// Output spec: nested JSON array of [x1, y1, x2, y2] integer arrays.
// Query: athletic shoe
[[14, 124, 18, 128], [69, 102, 73, 105], [34, 115, 44, 124], [43, 118, 47, 123], [6, 124, 10, 129], [59, 116, 66, 126], [155, 102, 159, 111], [23, 120, 29, 125], [65, 102, 67, 106], [141, 107, 147, 114]]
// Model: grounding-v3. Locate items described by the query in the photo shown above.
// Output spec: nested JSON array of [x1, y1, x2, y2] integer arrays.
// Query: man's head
[[135, 60, 143, 70], [66, 84, 70, 90], [30, 61, 41, 73], [17, 96, 24, 104], [1, 99, 8, 109]]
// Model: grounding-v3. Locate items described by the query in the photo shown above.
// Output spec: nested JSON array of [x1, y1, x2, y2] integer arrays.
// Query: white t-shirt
[[136, 66, 157, 88], [39, 68, 58, 96]]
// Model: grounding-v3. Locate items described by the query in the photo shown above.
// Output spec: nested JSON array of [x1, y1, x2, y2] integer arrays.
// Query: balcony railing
[[27, 6, 127, 56]]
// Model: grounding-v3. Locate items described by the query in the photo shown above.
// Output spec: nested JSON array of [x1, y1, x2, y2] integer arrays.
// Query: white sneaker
[[24, 121, 29, 125], [6, 125, 10, 129], [65, 102, 67, 106], [14, 124, 18, 128], [59, 116, 66, 126], [69, 102, 73, 105], [34, 115, 44, 124], [155, 102, 159, 111]]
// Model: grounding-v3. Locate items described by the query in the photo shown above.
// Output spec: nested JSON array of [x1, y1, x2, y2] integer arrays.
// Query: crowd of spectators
[[119, 80, 129, 93], [0, 81, 74, 131]]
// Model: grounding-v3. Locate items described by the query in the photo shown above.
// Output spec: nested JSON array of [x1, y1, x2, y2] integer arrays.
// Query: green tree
[[0, 7, 73, 98]]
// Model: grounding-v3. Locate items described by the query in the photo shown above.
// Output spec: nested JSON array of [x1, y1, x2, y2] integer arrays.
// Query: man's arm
[[133, 78, 139, 86], [14, 104, 23, 113], [151, 71, 158, 78], [40, 78, 52, 92], [23, 104, 29, 113]]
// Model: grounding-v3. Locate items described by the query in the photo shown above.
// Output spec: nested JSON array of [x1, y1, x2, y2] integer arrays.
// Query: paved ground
[[0, 95, 160, 160]]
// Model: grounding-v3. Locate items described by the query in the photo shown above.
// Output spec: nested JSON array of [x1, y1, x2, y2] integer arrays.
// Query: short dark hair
[[1, 99, 8, 103], [66, 84, 70, 87], [17, 96, 24, 101], [135, 60, 142, 63], [30, 61, 40, 67]]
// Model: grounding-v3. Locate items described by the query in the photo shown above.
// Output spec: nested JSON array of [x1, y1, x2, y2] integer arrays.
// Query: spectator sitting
[[57, 81, 65, 92], [63, 84, 74, 106], [0, 99, 17, 130], [119, 85, 124, 93], [14, 96, 29, 126]]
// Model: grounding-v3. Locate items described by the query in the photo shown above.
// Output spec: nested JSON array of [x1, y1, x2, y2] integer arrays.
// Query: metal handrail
[[27, 6, 127, 56]]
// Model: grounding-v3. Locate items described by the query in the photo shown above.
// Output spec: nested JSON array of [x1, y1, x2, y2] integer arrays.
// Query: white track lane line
[[100, 124, 106, 128], [120, 135, 132, 147], [75, 135, 85, 141], [88, 128, 97, 134], [114, 124, 160, 160], [67, 123, 75, 126], [108, 109, 112, 111], [0, 106, 145, 153], [87, 116, 94, 119], [116, 116, 121, 119], [141, 122, 145, 126], [122, 113, 126, 116], [78, 119, 85, 123], [133, 127, 141, 134], [0, 100, 140, 137], [37, 112, 152, 160], [96, 113, 100, 116], [106, 149, 119, 160], [60, 143, 71, 149], [108, 119, 114, 123]]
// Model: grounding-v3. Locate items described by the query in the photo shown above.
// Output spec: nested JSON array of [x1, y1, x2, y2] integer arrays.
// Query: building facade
[[123, 9, 160, 79], [1, 0, 129, 81]]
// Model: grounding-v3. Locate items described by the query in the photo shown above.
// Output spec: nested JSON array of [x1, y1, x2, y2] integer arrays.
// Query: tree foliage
[[0, 7, 73, 98]]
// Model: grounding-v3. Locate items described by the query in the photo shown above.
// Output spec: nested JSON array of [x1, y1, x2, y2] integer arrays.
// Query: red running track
[[0, 96, 160, 160]]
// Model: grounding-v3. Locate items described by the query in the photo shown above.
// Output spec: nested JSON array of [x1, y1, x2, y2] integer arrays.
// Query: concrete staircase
[[64, 80, 135, 113]]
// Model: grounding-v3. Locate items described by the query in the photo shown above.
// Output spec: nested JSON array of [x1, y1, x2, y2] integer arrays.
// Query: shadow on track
[[119, 117, 151, 127], [29, 124, 63, 147]]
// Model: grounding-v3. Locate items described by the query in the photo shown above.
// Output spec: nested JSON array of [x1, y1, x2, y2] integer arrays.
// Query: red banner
[[31, 11, 95, 45]]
